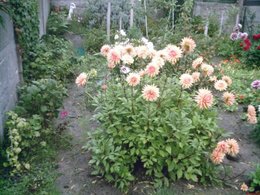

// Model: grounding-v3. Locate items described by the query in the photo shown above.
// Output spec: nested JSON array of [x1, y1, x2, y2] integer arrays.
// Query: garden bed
[[55, 83, 259, 195]]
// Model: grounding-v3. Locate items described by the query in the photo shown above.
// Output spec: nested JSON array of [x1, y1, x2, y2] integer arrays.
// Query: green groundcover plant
[[76, 36, 245, 191], [15, 79, 67, 124]]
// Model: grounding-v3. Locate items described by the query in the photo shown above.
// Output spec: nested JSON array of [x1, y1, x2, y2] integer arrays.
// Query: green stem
[[147, 103, 151, 130], [131, 87, 135, 114], [85, 91, 94, 100], [157, 76, 168, 108]]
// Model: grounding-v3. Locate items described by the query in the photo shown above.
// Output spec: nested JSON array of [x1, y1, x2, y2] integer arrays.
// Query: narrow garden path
[[55, 84, 121, 195]]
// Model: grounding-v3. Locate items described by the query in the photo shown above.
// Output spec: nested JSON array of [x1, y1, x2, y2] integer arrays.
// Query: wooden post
[[130, 0, 134, 28], [204, 8, 209, 37], [235, 13, 239, 26], [144, 0, 148, 38], [219, 10, 224, 36], [119, 15, 122, 31], [107, 1, 111, 42]]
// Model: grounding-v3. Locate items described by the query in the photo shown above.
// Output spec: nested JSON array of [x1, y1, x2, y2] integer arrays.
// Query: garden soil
[[55, 83, 260, 195]]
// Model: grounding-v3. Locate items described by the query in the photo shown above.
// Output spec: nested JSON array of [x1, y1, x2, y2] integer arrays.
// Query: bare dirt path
[[55, 84, 121, 195]]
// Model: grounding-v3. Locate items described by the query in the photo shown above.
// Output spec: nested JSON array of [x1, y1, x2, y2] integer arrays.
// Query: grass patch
[[0, 131, 71, 195]]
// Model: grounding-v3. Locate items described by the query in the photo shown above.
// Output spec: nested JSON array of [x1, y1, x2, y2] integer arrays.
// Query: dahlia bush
[[79, 37, 240, 191]]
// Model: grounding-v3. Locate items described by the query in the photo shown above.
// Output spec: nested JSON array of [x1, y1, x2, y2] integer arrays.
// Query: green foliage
[[82, 0, 143, 29], [16, 79, 66, 122], [83, 40, 234, 191], [249, 164, 260, 192], [191, 15, 219, 37], [3, 112, 50, 174], [0, 130, 70, 195], [240, 39, 260, 68], [251, 116, 260, 146], [84, 28, 107, 53], [24, 35, 78, 82], [9, 0, 39, 62], [222, 63, 260, 105], [215, 37, 243, 58], [47, 10, 69, 36], [87, 77, 222, 191], [0, 2, 10, 27], [0, 162, 60, 195], [127, 26, 143, 40]]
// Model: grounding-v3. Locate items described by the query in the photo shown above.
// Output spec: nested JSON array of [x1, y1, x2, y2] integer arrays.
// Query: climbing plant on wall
[[9, 0, 39, 62], [0, 1, 10, 27]]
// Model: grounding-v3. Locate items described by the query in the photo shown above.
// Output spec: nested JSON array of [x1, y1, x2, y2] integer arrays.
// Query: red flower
[[244, 38, 251, 46], [257, 45, 260, 50], [253, 33, 260, 40], [243, 45, 250, 51], [242, 38, 251, 51]]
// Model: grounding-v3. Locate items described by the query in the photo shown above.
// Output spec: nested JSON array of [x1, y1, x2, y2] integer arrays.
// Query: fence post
[[219, 10, 224, 36], [130, 0, 134, 28], [107, 1, 111, 42], [144, 0, 148, 38]]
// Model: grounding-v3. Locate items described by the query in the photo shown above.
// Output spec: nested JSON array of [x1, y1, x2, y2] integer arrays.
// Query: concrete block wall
[[0, 11, 20, 142], [193, 1, 239, 34], [243, 6, 260, 32], [51, 0, 87, 14], [0, 1, 50, 142]]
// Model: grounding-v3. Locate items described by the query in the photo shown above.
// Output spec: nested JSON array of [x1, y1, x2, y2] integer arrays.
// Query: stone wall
[[0, 11, 20, 142], [243, 6, 260, 32], [0, 1, 50, 142], [193, 1, 239, 34], [51, 0, 87, 14]]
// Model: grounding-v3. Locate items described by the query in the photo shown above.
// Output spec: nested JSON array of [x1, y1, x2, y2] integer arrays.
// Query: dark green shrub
[[24, 35, 78, 82], [249, 164, 260, 192], [47, 10, 69, 36], [240, 41, 260, 68], [84, 28, 106, 53], [251, 116, 260, 145], [16, 79, 66, 122]]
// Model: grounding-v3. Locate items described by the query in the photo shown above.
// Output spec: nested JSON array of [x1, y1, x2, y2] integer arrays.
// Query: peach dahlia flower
[[225, 138, 239, 157], [126, 73, 140, 87], [142, 85, 160, 101], [223, 92, 235, 106], [145, 63, 160, 77], [75, 72, 88, 87], [100, 45, 111, 57], [180, 37, 196, 53], [247, 105, 257, 124], [222, 76, 232, 86], [180, 74, 194, 89], [214, 80, 228, 91], [192, 72, 200, 82], [107, 49, 121, 65], [240, 183, 248, 192], [192, 57, 203, 69], [195, 89, 214, 109], [210, 149, 225, 164], [201, 63, 214, 77], [165, 44, 183, 64]]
